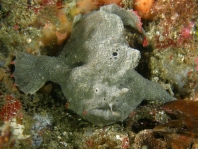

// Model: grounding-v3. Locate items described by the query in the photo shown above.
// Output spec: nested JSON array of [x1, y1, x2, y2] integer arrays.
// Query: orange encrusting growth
[[133, 0, 154, 20], [74, 0, 123, 14], [100, 0, 122, 5]]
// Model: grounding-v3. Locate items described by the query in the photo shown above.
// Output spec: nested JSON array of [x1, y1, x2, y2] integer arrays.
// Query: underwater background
[[0, 0, 198, 148]]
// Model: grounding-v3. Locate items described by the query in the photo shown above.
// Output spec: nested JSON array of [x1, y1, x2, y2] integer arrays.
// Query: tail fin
[[144, 79, 176, 102], [13, 52, 68, 94]]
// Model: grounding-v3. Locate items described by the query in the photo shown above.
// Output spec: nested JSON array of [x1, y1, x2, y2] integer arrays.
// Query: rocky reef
[[0, 0, 198, 148]]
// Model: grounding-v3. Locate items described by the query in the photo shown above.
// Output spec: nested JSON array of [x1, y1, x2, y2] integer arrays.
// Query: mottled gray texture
[[14, 4, 174, 126]]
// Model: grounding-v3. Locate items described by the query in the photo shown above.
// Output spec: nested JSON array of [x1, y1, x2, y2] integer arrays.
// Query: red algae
[[147, 0, 198, 98], [149, 0, 197, 50], [153, 100, 198, 148], [0, 95, 22, 122]]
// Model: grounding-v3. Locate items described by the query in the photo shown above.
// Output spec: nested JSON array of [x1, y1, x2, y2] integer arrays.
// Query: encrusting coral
[[13, 4, 174, 126]]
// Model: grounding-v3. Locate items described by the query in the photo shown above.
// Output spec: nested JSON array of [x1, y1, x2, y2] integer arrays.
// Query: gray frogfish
[[13, 4, 174, 126]]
